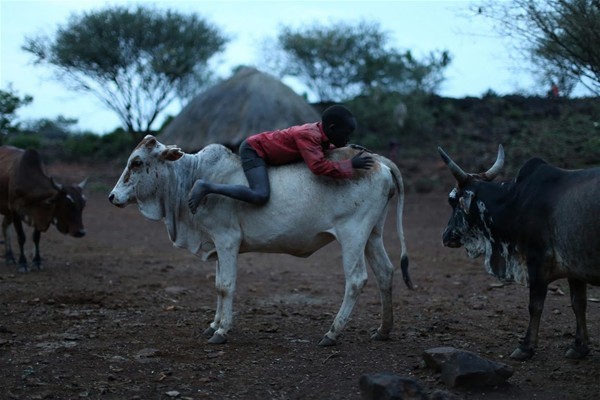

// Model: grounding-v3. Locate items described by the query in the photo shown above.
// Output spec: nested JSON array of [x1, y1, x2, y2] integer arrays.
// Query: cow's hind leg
[[320, 236, 368, 346], [365, 230, 394, 341], [565, 278, 590, 359]]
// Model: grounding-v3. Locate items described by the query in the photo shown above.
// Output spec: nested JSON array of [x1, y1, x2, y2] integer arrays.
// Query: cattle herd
[[1, 138, 598, 364]]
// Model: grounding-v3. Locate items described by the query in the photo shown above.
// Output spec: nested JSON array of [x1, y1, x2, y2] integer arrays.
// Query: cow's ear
[[144, 137, 157, 149], [459, 191, 474, 214], [161, 146, 184, 161], [43, 193, 58, 206]]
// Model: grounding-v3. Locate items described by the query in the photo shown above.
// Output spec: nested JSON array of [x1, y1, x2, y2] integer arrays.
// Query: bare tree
[[475, 0, 600, 96]]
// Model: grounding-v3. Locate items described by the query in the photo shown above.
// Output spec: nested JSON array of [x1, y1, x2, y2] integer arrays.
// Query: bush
[[4, 133, 42, 149]]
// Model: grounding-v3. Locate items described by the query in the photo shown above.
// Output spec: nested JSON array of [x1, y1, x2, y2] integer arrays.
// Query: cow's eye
[[448, 196, 458, 207], [448, 188, 459, 207], [131, 159, 143, 169]]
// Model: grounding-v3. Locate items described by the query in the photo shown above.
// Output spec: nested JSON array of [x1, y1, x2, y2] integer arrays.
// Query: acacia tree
[[23, 6, 228, 133], [268, 20, 451, 102], [475, 0, 600, 96]]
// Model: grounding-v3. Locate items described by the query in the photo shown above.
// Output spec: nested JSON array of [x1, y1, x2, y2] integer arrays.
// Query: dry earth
[[0, 162, 598, 400]]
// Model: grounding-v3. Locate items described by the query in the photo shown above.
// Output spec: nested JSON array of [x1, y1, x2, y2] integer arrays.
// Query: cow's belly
[[551, 241, 600, 285], [240, 231, 336, 257]]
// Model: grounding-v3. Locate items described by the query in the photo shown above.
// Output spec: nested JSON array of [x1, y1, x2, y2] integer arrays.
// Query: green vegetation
[[269, 20, 450, 102], [4, 3, 597, 178], [0, 86, 33, 141], [23, 5, 228, 134]]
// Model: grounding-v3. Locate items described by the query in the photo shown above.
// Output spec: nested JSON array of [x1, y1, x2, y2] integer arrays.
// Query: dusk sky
[[1, 0, 548, 133]]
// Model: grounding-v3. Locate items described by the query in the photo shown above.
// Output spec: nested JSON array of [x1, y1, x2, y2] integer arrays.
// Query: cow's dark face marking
[[54, 184, 86, 237], [443, 186, 491, 258], [443, 184, 527, 284]]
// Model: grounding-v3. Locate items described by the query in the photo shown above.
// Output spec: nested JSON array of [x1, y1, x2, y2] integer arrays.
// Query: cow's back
[[0, 146, 57, 220], [197, 147, 395, 256]]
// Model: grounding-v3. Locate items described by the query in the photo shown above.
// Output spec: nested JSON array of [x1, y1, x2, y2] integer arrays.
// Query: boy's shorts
[[239, 140, 267, 171]]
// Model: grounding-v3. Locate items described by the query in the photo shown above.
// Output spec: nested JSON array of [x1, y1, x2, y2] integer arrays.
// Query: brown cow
[[0, 146, 86, 272]]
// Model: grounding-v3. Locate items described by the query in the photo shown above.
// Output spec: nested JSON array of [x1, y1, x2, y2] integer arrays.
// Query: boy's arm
[[295, 136, 353, 179]]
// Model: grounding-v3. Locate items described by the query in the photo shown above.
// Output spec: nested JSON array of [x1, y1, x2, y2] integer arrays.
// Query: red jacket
[[246, 122, 353, 179]]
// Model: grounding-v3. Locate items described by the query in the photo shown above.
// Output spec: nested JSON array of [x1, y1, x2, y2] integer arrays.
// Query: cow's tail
[[380, 157, 414, 290]]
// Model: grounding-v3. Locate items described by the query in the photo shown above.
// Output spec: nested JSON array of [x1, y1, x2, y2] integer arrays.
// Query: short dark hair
[[321, 105, 356, 131]]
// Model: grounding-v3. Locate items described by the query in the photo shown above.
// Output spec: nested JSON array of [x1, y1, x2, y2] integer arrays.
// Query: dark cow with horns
[[438, 144, 600, 360], [0, 146, 87, 272], [109, 135, 412, 346]]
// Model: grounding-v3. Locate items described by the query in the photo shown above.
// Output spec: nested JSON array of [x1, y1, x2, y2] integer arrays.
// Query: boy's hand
[[351, 151, 374, 170]]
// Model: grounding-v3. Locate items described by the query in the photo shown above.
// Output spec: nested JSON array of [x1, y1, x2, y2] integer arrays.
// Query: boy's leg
[[188, 165, 270, 213]]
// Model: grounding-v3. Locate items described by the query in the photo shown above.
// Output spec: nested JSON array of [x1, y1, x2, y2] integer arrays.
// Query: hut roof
[[160, 67, 319, 152]]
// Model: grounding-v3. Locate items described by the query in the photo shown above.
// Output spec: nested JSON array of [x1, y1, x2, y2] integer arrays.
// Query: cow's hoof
[[203, 326, 216, 338], [208, 332, 227, 344], [17, 264, 28, 273], [510, 347, 534, 360], [318, 335, 337, 347], [370, 329, 390, 341], [565, 345, 589, 359]]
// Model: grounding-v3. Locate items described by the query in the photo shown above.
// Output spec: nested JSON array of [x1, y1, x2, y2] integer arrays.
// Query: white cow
[[109, 135, 411, 346]]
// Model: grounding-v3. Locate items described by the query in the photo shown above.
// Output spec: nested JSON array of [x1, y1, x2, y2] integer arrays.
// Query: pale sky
[[1, 0, 544, 134]]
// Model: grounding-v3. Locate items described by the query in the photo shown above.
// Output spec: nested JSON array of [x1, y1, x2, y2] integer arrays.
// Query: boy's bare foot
[[188, 180, 210, 214]]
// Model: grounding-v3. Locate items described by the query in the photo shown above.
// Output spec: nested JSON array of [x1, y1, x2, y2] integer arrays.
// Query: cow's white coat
[[109, 135, 408, 344]]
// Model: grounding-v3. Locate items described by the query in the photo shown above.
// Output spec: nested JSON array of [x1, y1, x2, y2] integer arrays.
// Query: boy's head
[[321, 105, 356, 147]]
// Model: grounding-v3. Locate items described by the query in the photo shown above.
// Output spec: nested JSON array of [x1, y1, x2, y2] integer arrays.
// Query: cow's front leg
[[12, 216, 28, 272], [32, 230, 43, 270], [511, 277, 548, 360], [207, 246, 239, 344], [2, 216, 16, 265], [320, 242, 368, 346], [565, 278, 590, 359], [203, 260, 222, 339]]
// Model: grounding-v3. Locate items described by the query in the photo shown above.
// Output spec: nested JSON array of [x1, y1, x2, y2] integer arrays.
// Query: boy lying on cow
[[187, 105, 373, 212]]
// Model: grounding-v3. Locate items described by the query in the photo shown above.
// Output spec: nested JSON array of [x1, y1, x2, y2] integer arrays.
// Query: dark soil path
[[0, 163, 598, 400]]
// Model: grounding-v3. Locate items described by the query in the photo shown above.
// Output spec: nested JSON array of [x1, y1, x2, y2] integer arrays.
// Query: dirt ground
[[0, 161, 599, 400]]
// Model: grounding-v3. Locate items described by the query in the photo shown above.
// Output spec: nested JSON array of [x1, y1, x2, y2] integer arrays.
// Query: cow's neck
[[474, 180, 528, 284], [159, 154, 216, 258]]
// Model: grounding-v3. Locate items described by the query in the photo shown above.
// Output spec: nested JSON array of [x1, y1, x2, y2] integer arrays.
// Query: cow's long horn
[[482, 144, 505, 181], [51, 177, 63, 191], [437, 146, 469, 184]]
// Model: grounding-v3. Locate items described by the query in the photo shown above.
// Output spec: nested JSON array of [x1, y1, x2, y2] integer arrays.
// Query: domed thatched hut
[[160, 67, 320, 152]]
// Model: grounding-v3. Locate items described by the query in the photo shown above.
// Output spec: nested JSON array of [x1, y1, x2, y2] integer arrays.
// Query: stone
[[359, 372, 427, 400], [423, 347, 513, 387]]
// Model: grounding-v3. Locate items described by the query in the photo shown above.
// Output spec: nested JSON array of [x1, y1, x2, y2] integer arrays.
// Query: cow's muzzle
[[442, 230, 462, 248], [108, 193, 125, 207], [73, 229, 86, 238]]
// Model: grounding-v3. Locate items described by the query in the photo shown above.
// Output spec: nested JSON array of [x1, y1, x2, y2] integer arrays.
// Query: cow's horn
[[482, 144, 505, 181], [51, 177, 63, 191], [78, 177, 88, 189], [438, 146, 469, 184]]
